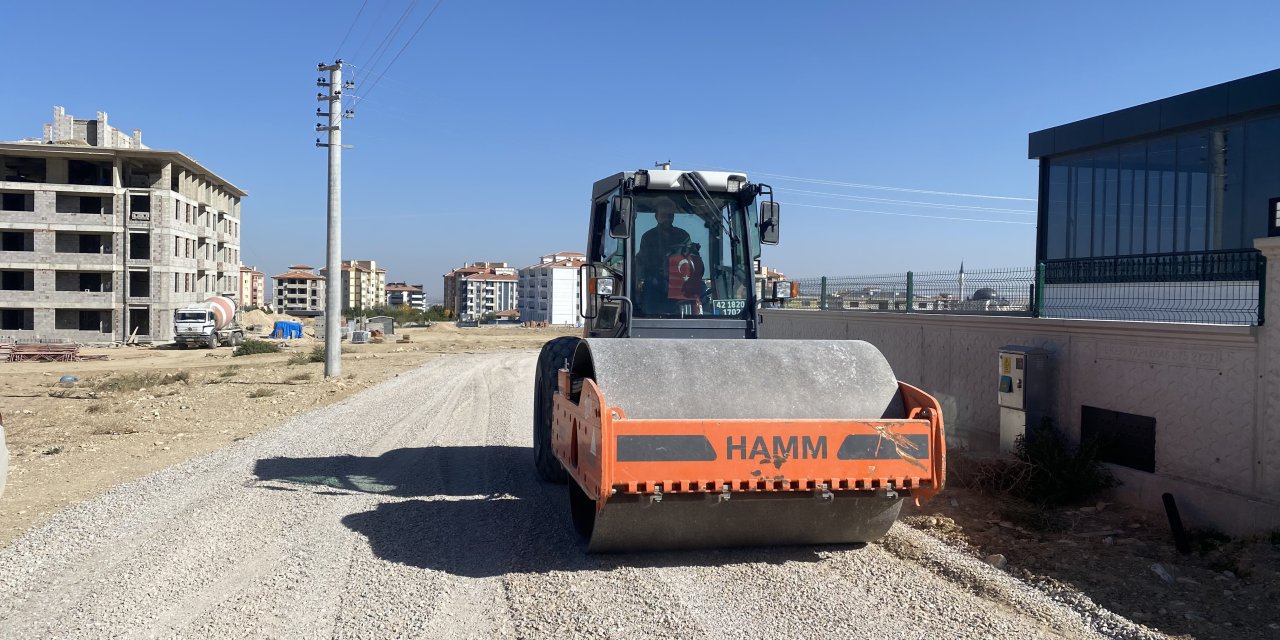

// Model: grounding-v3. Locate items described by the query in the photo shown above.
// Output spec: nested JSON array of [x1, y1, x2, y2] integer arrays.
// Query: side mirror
[[579, 263, 617, 320], [609, 195, 633, 239], [759, 200, 780, 245]]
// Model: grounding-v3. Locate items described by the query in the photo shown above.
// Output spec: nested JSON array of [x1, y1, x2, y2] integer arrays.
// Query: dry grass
[[92, 371, 191, 393], [248, 388, 276, 399]]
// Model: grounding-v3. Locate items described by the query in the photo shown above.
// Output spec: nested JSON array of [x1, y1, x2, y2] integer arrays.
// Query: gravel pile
[[0, 351, 1164, 639]]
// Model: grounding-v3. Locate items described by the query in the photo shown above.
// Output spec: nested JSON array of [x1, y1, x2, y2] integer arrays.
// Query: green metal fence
[[783, 250, 1264, 326], [787, 267, 1035, 315]]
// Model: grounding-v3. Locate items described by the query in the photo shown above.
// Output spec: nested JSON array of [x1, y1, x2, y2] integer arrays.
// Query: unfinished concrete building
[[0, 106, 245, 343]]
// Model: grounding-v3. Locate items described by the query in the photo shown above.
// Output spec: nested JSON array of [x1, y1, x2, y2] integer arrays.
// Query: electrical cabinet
[[997, 345, 1051, 453]]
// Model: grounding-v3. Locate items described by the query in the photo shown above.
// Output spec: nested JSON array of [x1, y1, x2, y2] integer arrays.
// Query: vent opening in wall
[[1080, 405, 1155, 473]]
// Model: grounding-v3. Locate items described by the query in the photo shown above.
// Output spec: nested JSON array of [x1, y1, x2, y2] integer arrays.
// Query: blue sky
[[3, 1, 1278, 301]]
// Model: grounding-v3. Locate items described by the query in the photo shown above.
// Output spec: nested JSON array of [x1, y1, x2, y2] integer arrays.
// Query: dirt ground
[[904, 471, 1280, 640], [0, 323, 577, 547], [6, 330, 1279, 638]]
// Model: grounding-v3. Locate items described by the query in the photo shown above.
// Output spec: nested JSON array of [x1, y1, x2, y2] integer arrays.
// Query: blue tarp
[[271, 321, 303, 339]]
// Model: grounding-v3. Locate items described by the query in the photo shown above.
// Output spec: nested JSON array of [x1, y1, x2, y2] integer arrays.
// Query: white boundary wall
[[758, 236, 1280, 535]]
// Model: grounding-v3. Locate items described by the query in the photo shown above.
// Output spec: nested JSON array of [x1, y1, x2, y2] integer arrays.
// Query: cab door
[[585, 188, 628, 338]]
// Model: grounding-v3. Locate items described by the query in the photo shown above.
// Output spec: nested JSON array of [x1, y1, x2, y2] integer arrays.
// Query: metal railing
[[787, 267, 1035, 316], [782, 250, 1264, 326], [1039, 249, 1264, 326]]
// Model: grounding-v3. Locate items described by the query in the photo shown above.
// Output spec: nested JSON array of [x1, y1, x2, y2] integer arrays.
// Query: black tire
[[206, 335, 218, 349], [533, 336, 579, 483]]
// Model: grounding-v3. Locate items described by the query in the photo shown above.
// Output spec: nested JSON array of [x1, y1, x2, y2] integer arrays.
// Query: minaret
[[958, 261, 966, 302]]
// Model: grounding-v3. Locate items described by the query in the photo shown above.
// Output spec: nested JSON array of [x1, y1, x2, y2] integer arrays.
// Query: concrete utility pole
[[316, 60, 354, 378]]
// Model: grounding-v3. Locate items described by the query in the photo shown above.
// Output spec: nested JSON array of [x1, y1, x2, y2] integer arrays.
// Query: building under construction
[[0, 106, 245, 342]]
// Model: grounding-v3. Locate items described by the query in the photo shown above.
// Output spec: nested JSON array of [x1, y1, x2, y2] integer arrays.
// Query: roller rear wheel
[[533, 336, 578, 483]]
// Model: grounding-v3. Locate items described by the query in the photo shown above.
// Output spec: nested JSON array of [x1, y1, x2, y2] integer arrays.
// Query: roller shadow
[[253, 446, 862, 578], [252, 446, 532, 499]]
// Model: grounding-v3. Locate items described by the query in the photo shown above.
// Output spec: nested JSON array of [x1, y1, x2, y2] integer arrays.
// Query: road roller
[[533, 166, 945, 552]]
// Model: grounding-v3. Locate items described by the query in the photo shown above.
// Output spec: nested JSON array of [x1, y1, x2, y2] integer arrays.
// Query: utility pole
[[316, 60, 354, 378]]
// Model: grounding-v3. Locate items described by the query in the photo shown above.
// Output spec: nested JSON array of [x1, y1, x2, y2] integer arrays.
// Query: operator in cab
[[635, 198, 696, 314]]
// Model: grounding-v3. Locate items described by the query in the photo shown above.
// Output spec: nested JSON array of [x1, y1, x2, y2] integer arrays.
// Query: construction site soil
[[907, 487, 1280, 640], [0, 323, 577, 547], [0, 330, 1276, 638]]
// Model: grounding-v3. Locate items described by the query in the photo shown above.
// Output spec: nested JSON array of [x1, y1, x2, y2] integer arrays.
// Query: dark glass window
[[1221, 125, 1245, 249], [1244, 115, 1280, 244], [1072, 157, 1093, 257], [1178, 133, 1209, 252], [1041, 114, 1277, 261], [1118, 144, 1144, 255], [1097, 151, 1119, 256], [1045, 164, 1069, 259], [1146, 137, 1177, 253]]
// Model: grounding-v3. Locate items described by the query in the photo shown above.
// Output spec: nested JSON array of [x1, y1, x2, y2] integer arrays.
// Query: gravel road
[[0, 351, 1163, 639]]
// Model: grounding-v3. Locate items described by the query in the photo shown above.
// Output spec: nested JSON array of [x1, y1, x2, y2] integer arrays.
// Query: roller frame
[[551, 368, 946, 550]]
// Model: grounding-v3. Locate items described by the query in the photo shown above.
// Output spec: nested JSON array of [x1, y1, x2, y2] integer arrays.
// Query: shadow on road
[[253, 446, 531, 499], [253, 446, 857, 578]]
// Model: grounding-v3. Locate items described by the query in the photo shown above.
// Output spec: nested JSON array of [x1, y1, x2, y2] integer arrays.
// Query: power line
[[782, 202, 1035, 225], [346, 0, 393, 80], [704, 165, 1036, 201], [358, 0, 421, 90], [351, 0, 446, 106], [331, 0, 370, 60], [777, 187, 1035, 214]]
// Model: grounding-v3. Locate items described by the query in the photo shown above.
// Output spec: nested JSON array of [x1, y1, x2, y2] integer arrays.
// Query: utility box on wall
[[997, 345, 1052, 453]]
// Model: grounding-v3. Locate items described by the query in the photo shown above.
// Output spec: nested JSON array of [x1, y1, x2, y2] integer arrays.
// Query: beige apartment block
[[0, 106, 245, 343], [271, 264, 325, 316], [443, 261, 515, 319], [319, 260, 386, 312], [239, 265, 265, 308]]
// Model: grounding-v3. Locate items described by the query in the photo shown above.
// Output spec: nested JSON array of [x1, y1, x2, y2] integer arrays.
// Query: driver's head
[[654, 199, 676, 226]]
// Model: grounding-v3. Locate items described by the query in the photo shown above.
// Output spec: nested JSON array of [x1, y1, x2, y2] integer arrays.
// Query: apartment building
[[459, 271, 518, 319], [319, 259, 386, 312], [271, 264, 325, 316], [442, 261, 515, 318], [385, 282, 426, 311], [517, 252, 584, 325], [239, 265, 265, 308], [0, 106, 245, 342]]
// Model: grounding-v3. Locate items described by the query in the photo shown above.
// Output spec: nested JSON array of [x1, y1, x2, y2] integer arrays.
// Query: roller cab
[[549, 338, 945, 552]]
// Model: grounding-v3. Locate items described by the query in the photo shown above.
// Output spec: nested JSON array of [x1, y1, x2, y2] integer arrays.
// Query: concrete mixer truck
[[173, 296, 245, 348], [533, 166, 946, 552]]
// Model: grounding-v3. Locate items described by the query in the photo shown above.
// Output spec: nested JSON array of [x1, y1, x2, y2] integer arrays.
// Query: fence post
[[820, 276, 828, 310], [1258, 254, 1267, 326], [905, 271, 913, 313], [1034, 263, 1045, 318]]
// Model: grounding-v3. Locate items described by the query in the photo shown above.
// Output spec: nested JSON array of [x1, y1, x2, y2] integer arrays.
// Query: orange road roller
[[532, 167, 945, 551], [535, 338, 945, 552]]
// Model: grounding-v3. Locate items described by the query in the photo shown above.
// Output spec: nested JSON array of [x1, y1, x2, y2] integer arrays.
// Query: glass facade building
[[1030, 69, 1280, 263]]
